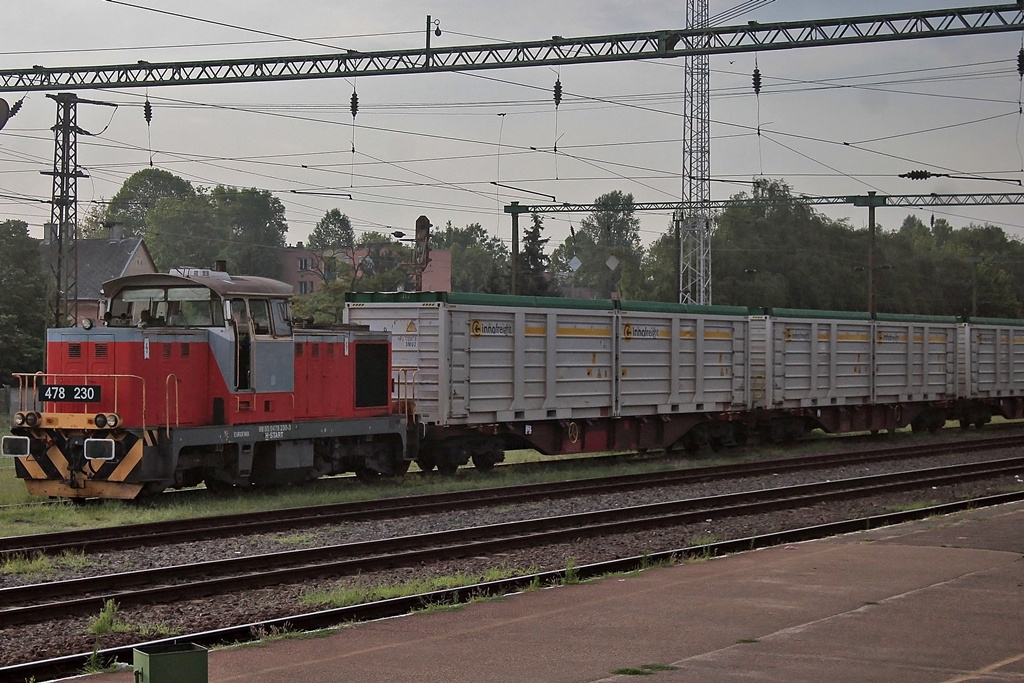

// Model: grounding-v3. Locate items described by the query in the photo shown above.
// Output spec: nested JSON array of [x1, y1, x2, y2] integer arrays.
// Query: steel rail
[[0, 456, 1020, 629], [5, 489, 1022, 683]]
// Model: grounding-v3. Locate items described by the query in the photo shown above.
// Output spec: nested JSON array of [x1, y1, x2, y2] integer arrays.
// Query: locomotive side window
[[271, 299, 292, 337], [250, 300, 271, 336]]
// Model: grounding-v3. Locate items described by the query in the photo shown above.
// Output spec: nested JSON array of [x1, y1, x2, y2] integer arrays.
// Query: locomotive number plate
[[37, 384, 102, 402]]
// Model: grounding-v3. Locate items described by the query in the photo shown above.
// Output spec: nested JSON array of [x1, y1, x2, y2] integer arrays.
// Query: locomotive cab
[[3, 268, 407, 499]]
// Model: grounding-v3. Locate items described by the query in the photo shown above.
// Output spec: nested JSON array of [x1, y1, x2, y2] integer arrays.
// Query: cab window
[[249, 300, 271, 336], [271, 299, 292, 337]]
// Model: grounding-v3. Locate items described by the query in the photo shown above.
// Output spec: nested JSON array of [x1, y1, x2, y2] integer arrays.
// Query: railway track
[[2, 433, 1022, 559], [0, 455, 1020, 630], [5, 484, 1023, 683]]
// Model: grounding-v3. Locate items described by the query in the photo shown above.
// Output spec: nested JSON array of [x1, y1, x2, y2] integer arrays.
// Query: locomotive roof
[[102, 272, 293, 300]]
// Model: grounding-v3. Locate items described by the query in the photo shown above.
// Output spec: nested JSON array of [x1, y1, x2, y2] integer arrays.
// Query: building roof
[[42, 237, 155, 301]]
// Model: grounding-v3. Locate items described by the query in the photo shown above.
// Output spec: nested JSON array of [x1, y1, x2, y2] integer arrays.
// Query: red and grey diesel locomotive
[[2, 268, 408, 499]]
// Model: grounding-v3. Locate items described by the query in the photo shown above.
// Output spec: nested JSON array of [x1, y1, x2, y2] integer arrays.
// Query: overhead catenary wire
[[6, 11, 1023, 248]]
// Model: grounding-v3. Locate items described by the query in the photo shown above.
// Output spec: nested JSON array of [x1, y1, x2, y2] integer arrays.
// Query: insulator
[[752, 67, 762, 95], [143, 99, 153, 124], [553, 79, 562, 108], [901, 170, 931, 180], [1017, 48, 1024, 78], [350, 91, 359, 118], [9, 98, 23, 117]]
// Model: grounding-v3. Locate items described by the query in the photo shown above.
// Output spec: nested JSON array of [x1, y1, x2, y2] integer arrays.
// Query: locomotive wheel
[[437, 460, 460, 476], [415, 455, 437, 473], [204, 477, 243, 494]]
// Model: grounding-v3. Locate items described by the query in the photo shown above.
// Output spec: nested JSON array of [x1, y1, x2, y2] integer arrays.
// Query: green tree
[[306, 209, 355, 283], [145, 191, 225, 271], [290, 280, 351, 324], [353, 231, 413, 291], [106, 169, 195, 238], [79, 202, 110, 239], [710, 179, 863, 310], [307, 209, 354, 251], [551, 191, 643, 299], [635, 229, 679, 302], [432, 222, 509, 293], [0, 220, 47, 379], [517, 213, 556, 297], [211, 186, 288, 279]]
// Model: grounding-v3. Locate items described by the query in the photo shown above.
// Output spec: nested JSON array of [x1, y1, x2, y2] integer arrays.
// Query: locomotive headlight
[[24, 412, 40, 427], [94, 413, 107, 428], [105, 413, 119, 429], [12, 412, 25, 427]]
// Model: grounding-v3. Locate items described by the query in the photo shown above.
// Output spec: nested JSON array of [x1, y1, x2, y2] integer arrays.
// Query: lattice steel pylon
[[42, 93, 85, 327], [679, 0, 711, 305]]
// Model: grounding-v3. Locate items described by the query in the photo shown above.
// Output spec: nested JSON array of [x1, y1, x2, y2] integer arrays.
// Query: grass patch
[[0, 448, 701, 538], [0, 549, 90, 577], [1, 551, 52, 576], [301, 563, 536, 609], [737, 638, 760, 644], [562, 556, 580, 585]]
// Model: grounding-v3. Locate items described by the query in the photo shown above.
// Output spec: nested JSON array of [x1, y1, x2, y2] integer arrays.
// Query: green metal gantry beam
[[504, 193, 1024, 216], [2, 4, 1024, 92]]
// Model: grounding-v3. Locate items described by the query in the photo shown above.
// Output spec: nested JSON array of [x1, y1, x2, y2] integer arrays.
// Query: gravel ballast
[[0, 448, 1022, 668]]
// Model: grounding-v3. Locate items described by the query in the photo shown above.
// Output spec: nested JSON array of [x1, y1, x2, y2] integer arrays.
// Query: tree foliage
[[211, 186, 288, 279], [0, 220, 47, 379], [140, 180, 288, 278], [639, 178, 1024, 317], [516, 214, 556, 297], [106, 168, 196, 238], [307, 209, 354, 251], [551, 190, 644, 299], [432, 222, 509, 293], [145, 190, 224, 272]]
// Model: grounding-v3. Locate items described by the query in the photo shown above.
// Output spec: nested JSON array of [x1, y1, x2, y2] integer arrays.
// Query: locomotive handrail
[[12, 372, 148, 432]]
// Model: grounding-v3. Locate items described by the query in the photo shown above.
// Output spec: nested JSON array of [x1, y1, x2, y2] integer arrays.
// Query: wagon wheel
[[471, 452, 496, 472], [437, 460, 460, 476], [415, 454, 437, 473], [355, 467, 381, 483]]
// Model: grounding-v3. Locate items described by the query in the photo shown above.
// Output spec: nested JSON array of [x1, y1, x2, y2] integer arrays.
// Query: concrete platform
[[90, 501, 1024, 683]]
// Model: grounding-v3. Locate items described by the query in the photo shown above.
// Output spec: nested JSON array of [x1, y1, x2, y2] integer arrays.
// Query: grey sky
[[2, 0, 1023, 252]]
